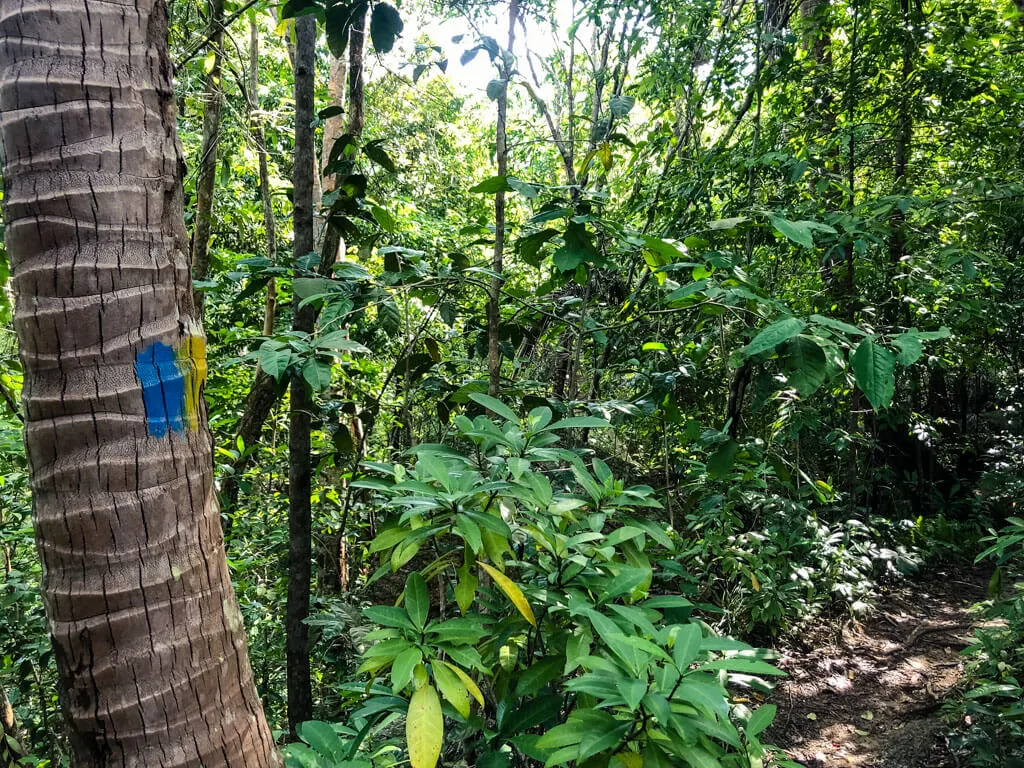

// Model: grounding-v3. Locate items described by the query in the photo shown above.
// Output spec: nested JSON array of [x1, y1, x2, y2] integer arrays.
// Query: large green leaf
[[469, 176, 512, 194], [782, 336, 827, 396], [768, 216, 836, 249], [369, 2, 403, 53], [258, 342, 292, 380], [468, 393, 519, 422], [707, 440, 739, 478], [405, 572, 430, 630], [851, 338, 896, 411], [742, 316, 807, 359], [297, 720, 347, 762], [301, 359, 333, 391]]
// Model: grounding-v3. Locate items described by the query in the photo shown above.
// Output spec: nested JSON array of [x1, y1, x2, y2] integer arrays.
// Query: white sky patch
[[392, 0, 578, 100]]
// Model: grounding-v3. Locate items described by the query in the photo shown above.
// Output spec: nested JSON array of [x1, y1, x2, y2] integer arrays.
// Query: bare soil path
[[768, 568, 988, 767]]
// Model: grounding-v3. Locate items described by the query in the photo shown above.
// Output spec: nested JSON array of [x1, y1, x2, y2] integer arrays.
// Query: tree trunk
[[286, 13, 317, 737], [191, 0, 225, 315], [346, 7, 367, 138], [0, 0, 280, 765], [1, 685, 25, 768]]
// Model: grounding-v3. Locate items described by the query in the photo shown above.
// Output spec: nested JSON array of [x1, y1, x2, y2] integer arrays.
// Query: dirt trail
[[768, 568, 987, 768]]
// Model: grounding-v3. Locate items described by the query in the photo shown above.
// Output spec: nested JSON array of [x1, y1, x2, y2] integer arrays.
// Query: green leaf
[[363, 140, 397, 172], [742, 316, 807, 358], [432, 660, 471, 718], [324, 1, 361, 57], [363, 605, 416, 632], [810, 314, 866, 336], [851, 338, 896, 411], [553, 221, 597, 272], [294, 277, 334, 299], [454, 566, 478, 614], [541, 416, 611, 431], [507, 177, 538, 198], [391, 646, 424, 692], [666, 279, 708, 302], [677, 746, 723, 768], [369, 2, 404, 53], [297, 720, 346, 762], [487, 78, 506, 101], [470, 176, 512, 194], [518, 228, 559, 267], [405, 572, 430, 630], [672, 623, 702, 669], [258, 343, 292, 380], [747, 704, 777, 737], [617, 678, 647, 711], [454, 515, 483, 554], [315, 330, 370, 353], [698, 658, 784, 675], [302, 359, 333, 391], [782, 336, 827, 396], [892, 333, 923, 366], [468, 392, 519, 422], [609, 94, 635, 117], [368, 202, 395, 232], [707, 440, 739, 478], [768, 216, 835, 249]]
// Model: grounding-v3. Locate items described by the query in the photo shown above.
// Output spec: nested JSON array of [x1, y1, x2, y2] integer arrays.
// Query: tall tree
[[191, 0, 226, 315], [0, 0, 279, 765], [286, 12, 317, 737]]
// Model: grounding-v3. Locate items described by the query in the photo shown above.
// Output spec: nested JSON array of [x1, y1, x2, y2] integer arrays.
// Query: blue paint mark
[[135, 342, 185, 438]]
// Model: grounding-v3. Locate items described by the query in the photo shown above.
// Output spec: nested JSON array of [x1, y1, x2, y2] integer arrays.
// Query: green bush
[[285, 398, 797, 768], [952, 517, 1024, 766]]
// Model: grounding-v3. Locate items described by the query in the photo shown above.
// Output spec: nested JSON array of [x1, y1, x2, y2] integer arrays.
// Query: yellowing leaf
[[479, 561, 537, 626], [432, 661, 470, 718], [441, 661, 485, 708], [611, 752, 643, 768], [407, 684, 443, 768], [751, 572, 761, 592]]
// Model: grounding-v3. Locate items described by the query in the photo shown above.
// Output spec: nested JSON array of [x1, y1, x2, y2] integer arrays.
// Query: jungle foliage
[[2, 0, 1024, 765]]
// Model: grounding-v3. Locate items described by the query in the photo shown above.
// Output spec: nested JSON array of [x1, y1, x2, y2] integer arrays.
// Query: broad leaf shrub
[[285, 397, 797, 768], [950, 517, 1024, 766]]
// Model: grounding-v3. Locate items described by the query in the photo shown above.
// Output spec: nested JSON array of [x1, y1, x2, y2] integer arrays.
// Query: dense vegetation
[[2, 0, 1024, 765]]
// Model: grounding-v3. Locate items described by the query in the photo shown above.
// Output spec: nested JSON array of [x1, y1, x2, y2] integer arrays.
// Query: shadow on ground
[[767, 568, 989, 768]]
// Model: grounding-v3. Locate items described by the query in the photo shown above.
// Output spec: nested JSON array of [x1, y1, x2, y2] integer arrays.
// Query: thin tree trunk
[[251, 16, 278, 338], [0, 0, 280, 764], [347, 6, 367, 137], [191, 0, 225, 315], [1, 685, 24, 768], [287, 13, 317, 737], [488, 0, 520, 398], [888, 0, 913, 323]]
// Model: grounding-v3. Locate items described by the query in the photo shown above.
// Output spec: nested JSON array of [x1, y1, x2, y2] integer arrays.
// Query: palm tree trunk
[[0, 0, 280, 765]]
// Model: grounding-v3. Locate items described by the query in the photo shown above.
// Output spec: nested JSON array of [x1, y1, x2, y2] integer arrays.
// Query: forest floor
[[767, 566, 989, 767]]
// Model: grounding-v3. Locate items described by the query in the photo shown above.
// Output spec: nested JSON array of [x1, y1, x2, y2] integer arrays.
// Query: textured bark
[[191, 0, 225, 315], [287, 14, 317, 736], [346, 6, 367, 138], [0, 0, 280, 766]]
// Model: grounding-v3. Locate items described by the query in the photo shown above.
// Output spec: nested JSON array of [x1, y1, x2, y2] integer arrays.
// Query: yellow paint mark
[[176, 335, 208, 431]]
